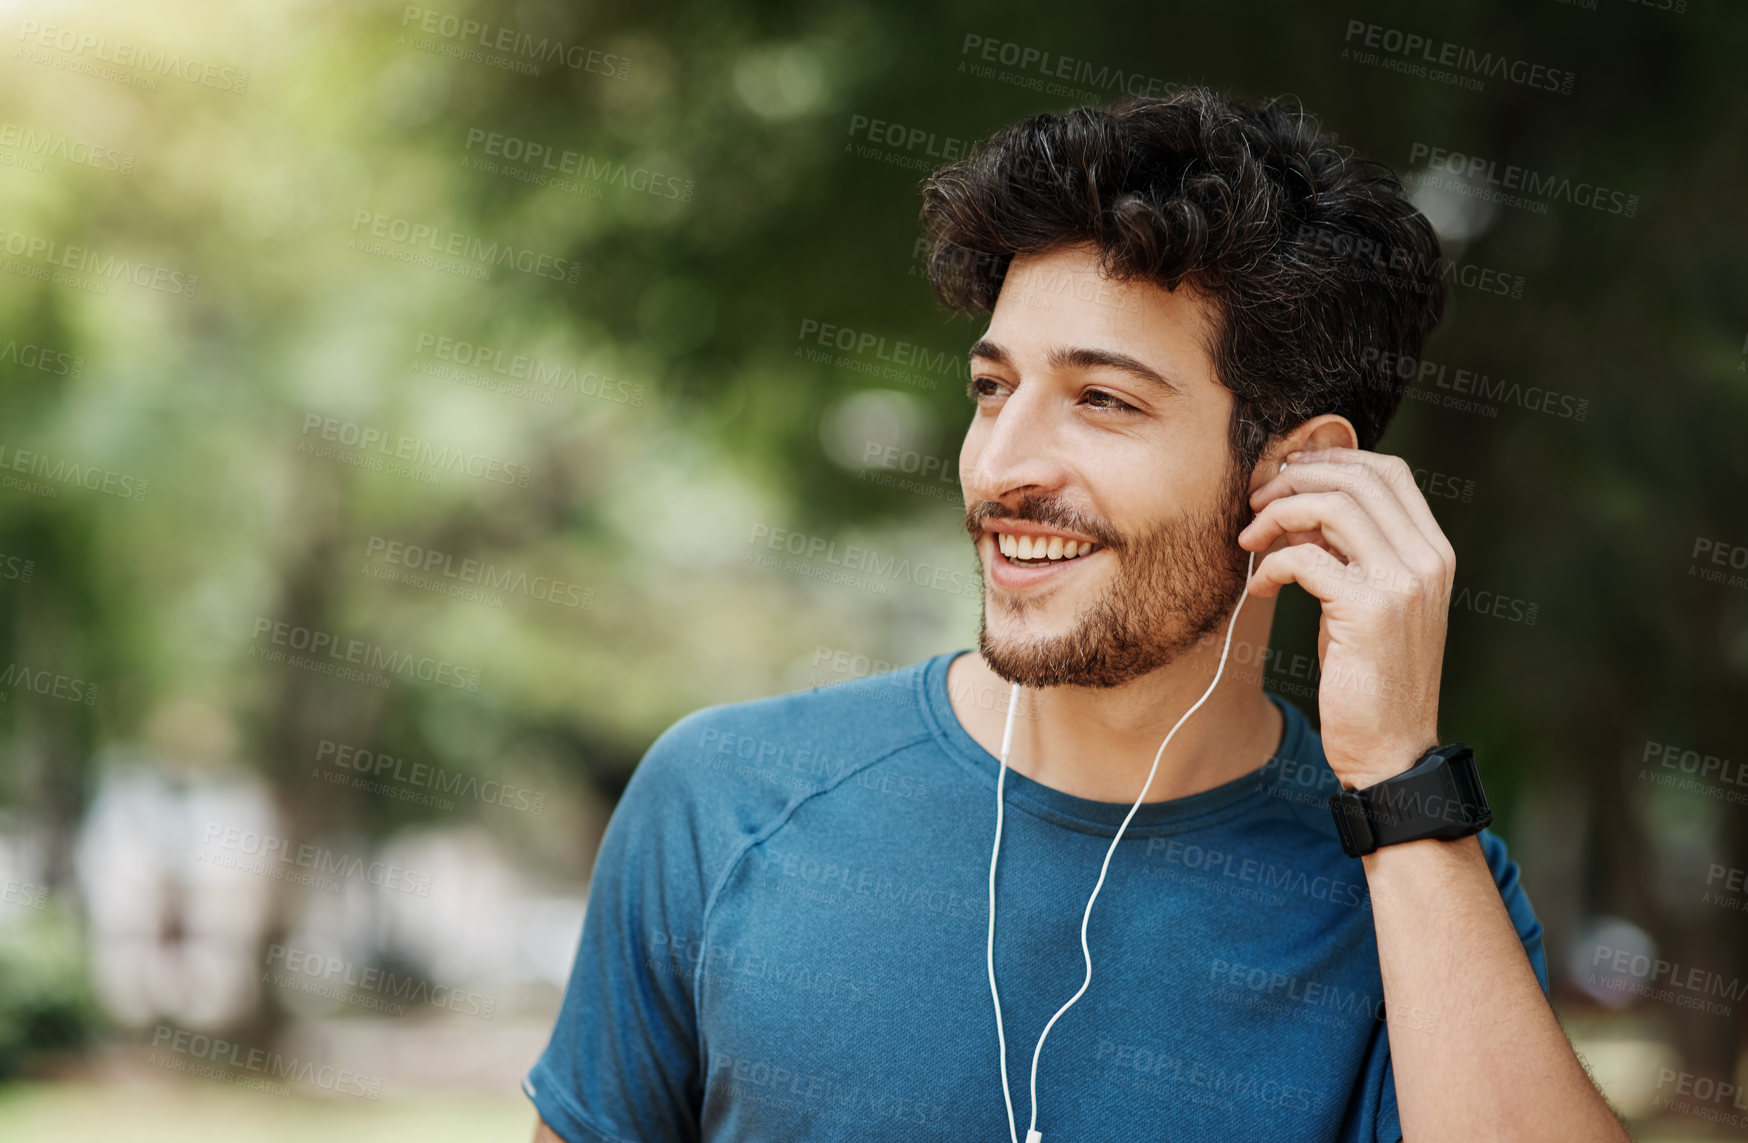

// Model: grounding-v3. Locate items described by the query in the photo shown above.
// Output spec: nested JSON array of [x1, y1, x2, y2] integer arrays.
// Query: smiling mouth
[[991, 530, 1102, 568]]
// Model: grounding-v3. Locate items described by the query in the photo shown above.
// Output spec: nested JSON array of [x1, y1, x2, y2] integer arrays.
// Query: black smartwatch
[[1328, 743, 1491, 858]]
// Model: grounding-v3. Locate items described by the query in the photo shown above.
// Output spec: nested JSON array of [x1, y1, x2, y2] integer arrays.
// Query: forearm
[[1361, 833, 1627, 1142]]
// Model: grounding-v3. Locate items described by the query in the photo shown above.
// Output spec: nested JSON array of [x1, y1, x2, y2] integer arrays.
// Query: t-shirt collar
[[917, 649, 1301, 837]]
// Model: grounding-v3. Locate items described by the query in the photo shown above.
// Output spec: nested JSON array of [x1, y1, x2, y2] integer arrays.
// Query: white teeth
[[994, 532, 1096, 563]]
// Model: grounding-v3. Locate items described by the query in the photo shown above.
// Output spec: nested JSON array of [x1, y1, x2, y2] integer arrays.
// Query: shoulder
[[620, 656, 941, 836], [638, 656, 936, 782]]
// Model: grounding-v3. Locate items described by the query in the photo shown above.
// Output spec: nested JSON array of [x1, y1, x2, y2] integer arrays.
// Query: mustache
[[963, 495, 1124, 551]]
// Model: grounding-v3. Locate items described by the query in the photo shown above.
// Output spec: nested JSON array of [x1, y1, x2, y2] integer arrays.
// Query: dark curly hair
[[919, 87, 1446, 479]]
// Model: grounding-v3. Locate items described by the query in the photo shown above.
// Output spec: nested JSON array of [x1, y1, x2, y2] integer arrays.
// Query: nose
[[960, 383, 1072, 505]]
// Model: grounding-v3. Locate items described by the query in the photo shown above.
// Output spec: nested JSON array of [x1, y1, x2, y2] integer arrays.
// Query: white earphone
[[985, 547, 1259, 1143]]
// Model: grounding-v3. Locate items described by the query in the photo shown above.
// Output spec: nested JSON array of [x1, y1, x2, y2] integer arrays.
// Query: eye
[[967, 376, 1003, 400], [1082, 388, 1137, 412]]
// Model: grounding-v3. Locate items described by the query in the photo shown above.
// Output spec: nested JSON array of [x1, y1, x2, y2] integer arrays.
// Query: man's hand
[[1238, 446, 1453, 787], [1240, 445, 1630, 1141]]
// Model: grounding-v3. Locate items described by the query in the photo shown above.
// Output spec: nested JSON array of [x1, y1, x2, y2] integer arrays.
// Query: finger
[[1246, 541, 1346, 602], [1280, 448, 1454, 567], [1298, 448, 1449, 561], [1240, 490, 1397, 567], [1251, 454, 1431, 561], [1249, 542, 1421, 616], [1278, 529, 1340, 561]]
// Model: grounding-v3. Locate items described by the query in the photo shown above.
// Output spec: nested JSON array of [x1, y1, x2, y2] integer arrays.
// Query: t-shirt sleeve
[[1372, 827, 1547, 1143], [523, 714, 722, 1143]]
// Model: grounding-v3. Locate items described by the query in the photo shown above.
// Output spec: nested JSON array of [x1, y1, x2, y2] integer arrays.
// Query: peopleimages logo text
[[399, 6, 629, 77], [299, 415, 532, 486], [349, 211, 581, 283], [1407, 144, 1638, 217], [0, 228, 198, 296], [15, 21, 249, 92], [1343, 20, 1575, 94], [149, 1025, 381, 1098], [250, 617, 483, 692]]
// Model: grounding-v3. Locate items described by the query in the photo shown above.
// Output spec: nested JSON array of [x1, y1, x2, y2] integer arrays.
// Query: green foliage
[[0, 906, 103, 1081]]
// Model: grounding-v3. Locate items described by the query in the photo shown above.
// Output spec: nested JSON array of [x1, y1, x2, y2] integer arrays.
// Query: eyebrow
[[968, 339, 1182, 397]]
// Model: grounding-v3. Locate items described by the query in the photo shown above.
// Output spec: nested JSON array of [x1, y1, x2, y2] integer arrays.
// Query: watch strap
[[1330, 743, 1491, 858]]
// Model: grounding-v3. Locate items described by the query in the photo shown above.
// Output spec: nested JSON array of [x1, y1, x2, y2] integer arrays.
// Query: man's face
[[960, 244, 1254, 689]]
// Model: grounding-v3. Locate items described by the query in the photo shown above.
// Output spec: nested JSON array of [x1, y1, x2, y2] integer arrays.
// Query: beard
[[966, 463, 1253, 689]]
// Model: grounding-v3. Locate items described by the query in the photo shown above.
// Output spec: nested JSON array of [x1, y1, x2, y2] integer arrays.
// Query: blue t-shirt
[[525, 650, 1547, 1142]]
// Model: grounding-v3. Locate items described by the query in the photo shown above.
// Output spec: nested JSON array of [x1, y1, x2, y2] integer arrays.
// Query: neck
[[946, 596, 1285, 804]]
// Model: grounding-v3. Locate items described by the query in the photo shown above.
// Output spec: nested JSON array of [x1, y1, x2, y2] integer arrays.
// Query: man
[[526, 88, 1628, 1141]]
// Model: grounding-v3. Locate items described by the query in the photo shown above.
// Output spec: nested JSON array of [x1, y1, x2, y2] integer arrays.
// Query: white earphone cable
[[987, 684, 1023, 1143], [987, 548, 1257, 1143]]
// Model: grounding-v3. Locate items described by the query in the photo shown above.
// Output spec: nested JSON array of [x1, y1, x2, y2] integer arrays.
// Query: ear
[[1246, 414, 1360, 495]]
